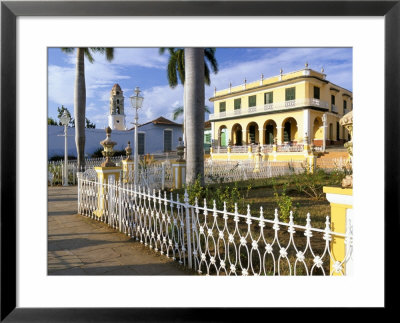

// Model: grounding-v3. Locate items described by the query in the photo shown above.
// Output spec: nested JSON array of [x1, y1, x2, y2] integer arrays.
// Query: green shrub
[[49, 155, 76, 162], [184, 175, 249, 213], [273, 183, 297, 223], [91, 147, 126, 158], [291, 167, 347, 200]]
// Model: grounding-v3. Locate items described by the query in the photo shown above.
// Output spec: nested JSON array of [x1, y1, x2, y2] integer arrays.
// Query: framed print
[[1, 0, 398, 321]]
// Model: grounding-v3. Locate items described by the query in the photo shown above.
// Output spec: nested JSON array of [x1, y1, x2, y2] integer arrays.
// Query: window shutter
[[264, 92, 273, 104], [234, 99, 241, 110], [248, 95, 257, 107], [164, 130, 172, 152], [285, 87, 295, 101], [314, 86, 320, 99], [138, 133, 145, 155]]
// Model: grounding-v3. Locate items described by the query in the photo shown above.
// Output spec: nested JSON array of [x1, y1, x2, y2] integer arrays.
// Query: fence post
[[323, 186, 353, 275], [77, 172, 81, 214], [184, 190, 192, 269], [161, 162, 165, 190], [118, 180, 122, 232]]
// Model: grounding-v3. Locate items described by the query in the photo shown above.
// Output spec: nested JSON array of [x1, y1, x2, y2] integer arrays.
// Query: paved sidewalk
[[48, 186, 191, 275]]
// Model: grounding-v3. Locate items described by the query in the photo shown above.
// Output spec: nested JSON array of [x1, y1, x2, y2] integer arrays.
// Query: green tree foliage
[[159, 48, 218, 87], [172, 105, 211, 121], [48, 117, 58, 125], [273, 182, 297, 223], [85, 118, 96, 128], [185, 175, 249, 213]]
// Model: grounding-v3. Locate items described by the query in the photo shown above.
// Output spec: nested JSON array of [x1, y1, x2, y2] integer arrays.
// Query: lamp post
[[130, 87, 144, 187], [60, 111, 71, 186]]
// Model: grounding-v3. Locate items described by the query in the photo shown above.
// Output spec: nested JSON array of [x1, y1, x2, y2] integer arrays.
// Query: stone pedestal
[[172, 160, 186, 189], [323, 186, 353, 275], [94, 166, 122, 218], [121, 160, 134, 183]]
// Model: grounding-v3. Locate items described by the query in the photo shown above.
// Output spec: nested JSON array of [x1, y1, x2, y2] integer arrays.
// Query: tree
[[61, 47, 114, 171], [85, 118, 96, 129], [172, 105, 211, 121], [185, 48, 205, 185], [48, 117, 58, 125], [159, 48, 218, 173], [57, 105, 74, 126]]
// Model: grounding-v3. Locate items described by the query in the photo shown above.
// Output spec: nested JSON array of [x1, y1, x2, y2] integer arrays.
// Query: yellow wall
[[210, 68, 352, 145], [213, 110, 311, 145], [211, 68, 352, 125]]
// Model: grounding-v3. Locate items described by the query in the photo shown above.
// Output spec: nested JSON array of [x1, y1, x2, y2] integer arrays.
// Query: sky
[[48, 47, 352, 129]]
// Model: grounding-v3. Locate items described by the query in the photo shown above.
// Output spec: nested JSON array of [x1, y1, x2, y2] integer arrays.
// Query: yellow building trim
[[323, 186, 353, 276], [323, 186, 353, 196]]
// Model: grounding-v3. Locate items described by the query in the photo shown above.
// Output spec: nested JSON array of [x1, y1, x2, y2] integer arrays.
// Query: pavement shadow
[[48, 262, 193, 276]]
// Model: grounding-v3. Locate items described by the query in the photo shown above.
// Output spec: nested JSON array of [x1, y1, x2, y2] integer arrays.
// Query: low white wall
[[48, 125, 135, 159]]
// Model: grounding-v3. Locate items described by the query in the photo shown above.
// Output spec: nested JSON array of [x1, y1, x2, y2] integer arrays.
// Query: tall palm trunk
[[183, 87, 187, 160], [184, 48, 205, 185], [74, 48, 86, 171]]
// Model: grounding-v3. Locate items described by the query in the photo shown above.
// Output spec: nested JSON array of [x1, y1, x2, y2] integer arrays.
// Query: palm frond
[[104, 48, 114, 61], [172, 106, 184, 120], [167, 55, 179, 88], [204, 48, 219, 74], [83, 48, 95, 63], [177, 49, 185, 84], [204, 62, 211, 85], [61, 48, 74, 53]]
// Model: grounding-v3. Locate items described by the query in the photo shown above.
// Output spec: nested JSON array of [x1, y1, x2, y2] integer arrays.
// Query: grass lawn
[[228, 176, 332, 229], [177, 173, 345, 275], [173, 171, 344, 230]]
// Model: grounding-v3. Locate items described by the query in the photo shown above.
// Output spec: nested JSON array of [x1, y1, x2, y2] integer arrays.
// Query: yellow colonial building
[[208, 64, 352, 161]]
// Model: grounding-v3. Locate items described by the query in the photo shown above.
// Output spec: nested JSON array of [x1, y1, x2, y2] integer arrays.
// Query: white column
[[276, 126, 283, 145], [211, 122, 215, 143], [303, 109, 310, 143], [322, 113, 327, 152], [225, 128, 230, 146]]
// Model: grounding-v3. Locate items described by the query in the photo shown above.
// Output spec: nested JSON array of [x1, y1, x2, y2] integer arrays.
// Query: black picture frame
[[1, 0, 397, 321]]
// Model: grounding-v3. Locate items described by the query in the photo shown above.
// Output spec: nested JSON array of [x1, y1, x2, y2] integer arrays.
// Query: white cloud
[[48, 65, 75, 106], [48, 58, 131, 111], [209, 48, 353, 94], [49, 47, 352, 127], [125, 84, 184, 124], [112, 48, 168, 69]]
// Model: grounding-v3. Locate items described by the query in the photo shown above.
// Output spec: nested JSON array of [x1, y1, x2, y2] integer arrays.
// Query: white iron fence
[[77, 175, 353, 276], [51, 156, 349, 191], [203, 160, 305, 184]]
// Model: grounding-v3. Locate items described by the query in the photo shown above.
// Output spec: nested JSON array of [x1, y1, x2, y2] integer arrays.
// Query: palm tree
[[184, 48, 205, 185], [61, 48, 114, 171], [172, 105, 211, 121], [159, 48, 218, 171]]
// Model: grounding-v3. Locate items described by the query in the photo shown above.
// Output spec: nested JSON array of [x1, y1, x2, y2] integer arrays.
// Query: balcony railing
[[210, 98, 329, 120], [213, 144, 305, 154], [331, 104, 338, 113], [276, 144, 304, 152]]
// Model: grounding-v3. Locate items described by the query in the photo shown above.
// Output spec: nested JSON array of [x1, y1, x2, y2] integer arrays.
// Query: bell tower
[[108, 84, 126, 130]]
